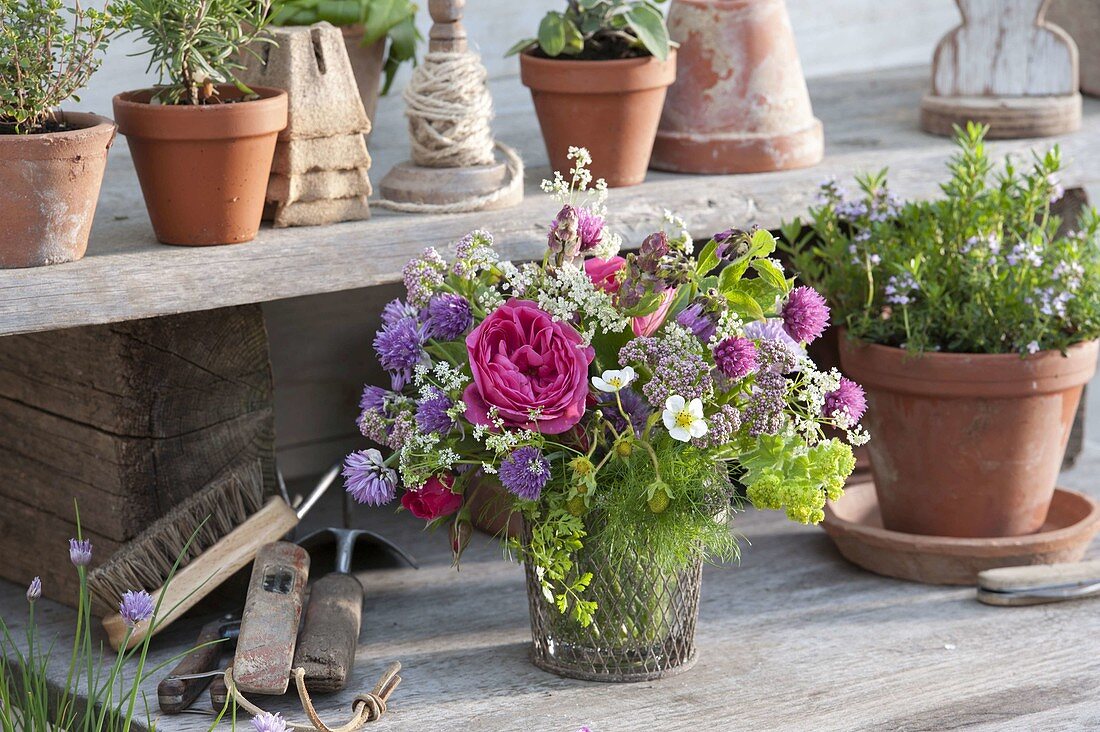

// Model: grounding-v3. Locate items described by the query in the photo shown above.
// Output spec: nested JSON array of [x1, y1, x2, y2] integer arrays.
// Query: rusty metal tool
[[157, 615, 239, 714]]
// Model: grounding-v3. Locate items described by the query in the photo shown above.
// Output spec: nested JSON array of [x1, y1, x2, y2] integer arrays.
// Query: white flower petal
[[687, 398, 704, 418], [665, 395, 686, 412], [662, 408, 678, 431], [689, 420, 709, 439], [592, 376, 613, 392], [668, 426, 692, 442]]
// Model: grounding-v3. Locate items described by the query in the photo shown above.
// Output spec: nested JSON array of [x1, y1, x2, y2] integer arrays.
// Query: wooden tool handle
[[293, 573, 364, 693], [102, 499, 299, 651], [209, 675, 228, 711], [157, 618, 227, 713], [978, 559, 1100, 591], [234, 542, 311, 696]]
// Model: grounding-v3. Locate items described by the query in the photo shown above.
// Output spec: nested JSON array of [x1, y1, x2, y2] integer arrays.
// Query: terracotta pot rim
[[0, 111, 116, 144], [520, 48, 677, 93], [113, 86, 288, 141]]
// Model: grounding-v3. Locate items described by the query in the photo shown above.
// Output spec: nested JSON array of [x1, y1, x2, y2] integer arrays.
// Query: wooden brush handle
[[294, 573, 364, 692], [102, 499, 299, 651]]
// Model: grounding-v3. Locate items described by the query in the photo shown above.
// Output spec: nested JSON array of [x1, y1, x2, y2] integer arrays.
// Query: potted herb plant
[[508, 0, 677, 188], [269, 0, 420, 128], [0, 0, 119, 268], [784, 123, 1100, 539], [114, 0, 289, 246], [343, 148, 866, 680]]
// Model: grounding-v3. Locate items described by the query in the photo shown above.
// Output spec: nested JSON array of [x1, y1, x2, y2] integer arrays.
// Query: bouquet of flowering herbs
[[344, 148, 866, 627]]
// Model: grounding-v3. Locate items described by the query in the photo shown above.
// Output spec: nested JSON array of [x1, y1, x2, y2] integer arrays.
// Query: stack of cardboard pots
[[241, 22, 373, 227]]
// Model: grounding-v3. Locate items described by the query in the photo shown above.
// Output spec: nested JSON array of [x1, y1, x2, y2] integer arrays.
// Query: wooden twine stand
[[378, 0, 522, 211], [920, 0, 1082, 139]]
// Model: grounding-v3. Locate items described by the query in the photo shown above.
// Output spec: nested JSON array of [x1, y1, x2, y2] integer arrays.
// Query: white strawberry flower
[[662, 395, 708, 442], [592, 366, 636, 393]]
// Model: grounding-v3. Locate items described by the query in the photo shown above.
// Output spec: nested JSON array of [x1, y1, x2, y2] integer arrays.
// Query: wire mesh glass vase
[[523, 518, 703, 682]]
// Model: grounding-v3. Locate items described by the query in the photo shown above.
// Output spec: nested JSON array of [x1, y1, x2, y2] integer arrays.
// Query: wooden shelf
[[2, 65, 1099, 340]]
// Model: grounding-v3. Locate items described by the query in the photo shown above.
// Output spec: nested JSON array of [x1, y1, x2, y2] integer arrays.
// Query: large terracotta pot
[[839, 334, 1098, 538], [113, 86, 288, 246], [342, 25, 386, 134], [519, 51, 677, 187], [0, 112, 116, 268], [650, 0, 822, 174]]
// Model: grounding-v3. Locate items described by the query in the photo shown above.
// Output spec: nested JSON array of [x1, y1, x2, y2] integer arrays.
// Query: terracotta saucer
[[823, 482, 1100, 585]]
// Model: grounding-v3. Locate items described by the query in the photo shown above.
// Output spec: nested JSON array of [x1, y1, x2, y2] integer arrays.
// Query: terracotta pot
[[650, 0, 823, 174], [0, 112, 116, 268], [519, 51, 677, 187], [839, 334, 1098, 538], [342, 25, 387, 135], [1048, 0, 1100, 96], [113, 86, 288, 246], [465, 477, 522, 539]]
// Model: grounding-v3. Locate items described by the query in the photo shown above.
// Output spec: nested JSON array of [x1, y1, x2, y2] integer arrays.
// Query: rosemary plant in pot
[[784, 124, 1100, 539], [0, 0, 119, 268], [342, 149, 866, 680], [269, 0, 420, 128], [509, 0, 677, 187], [114, 0, 288, 246]]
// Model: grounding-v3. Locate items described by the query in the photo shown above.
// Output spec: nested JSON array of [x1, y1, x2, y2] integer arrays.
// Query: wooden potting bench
[[2, 66, 1100, 730]]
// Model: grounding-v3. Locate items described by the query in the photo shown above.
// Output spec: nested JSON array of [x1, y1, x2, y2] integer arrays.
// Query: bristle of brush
[[88, 460, 266, 615]]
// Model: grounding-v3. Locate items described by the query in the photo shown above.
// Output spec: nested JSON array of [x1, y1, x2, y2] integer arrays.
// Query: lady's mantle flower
[[373, 316, 427, 390], [592, 367, 635, 393], [780, 286, 830, 344], [119, 590, 155, 627], [69, 538, 93, 567], [416, 387, 456, 434], [663, 395, 708, 442], [713, 337, 758, 380], [343, 449, 398, 506], [27, 576, 41, 603], [822, 377, 867, 427], [499, 446, 550, 501], [426, 293, 473, 341], [252, 712, 290, 732]]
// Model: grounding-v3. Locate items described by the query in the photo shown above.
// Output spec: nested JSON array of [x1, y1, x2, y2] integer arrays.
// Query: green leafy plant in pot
[[0, 0, 120, 268], [113, 0, 289, 246], [269, 0, 420, 129], [783, 123, 1100, 539], [508, 0, 677, 188]]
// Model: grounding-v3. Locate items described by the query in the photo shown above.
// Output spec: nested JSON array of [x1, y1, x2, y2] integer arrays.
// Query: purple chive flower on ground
[[119, 590, 155, 627], [713, 337, 758, 379], [251, 712, 290, 732], [676, 302, 718, 343], [426, 293, 473, 341], [27, 576, 41, 602], [499, 446, 550, 501], [780, 286, 830, 344], [381, 298, 419, 328], [69, 538, 93, 567], [373, 317, 426, 390], [343, 449, 398, 506], [823, 377, 867, 425], [576, 207, 605, 252], [416, 387, 456, 434]]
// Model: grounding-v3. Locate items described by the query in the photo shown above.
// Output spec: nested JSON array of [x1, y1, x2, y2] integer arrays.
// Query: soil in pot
[[519, 51, 677, 187], [0, 112, 116, 268], [113, 86, 288, 246], [839, 335, 1099, 538]]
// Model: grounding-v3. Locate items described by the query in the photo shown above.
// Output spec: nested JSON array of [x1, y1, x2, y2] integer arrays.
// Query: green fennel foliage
[[782, 123, 1100, 355]]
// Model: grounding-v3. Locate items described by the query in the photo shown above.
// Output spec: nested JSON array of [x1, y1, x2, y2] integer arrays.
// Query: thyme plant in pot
[[508, 0, 677, 188], [784, 124, 1100, 539], [0, 0, 119, 268], [114, 0, 289, 246], [269, 0, 420, 127], [342, 149, 866, 680]]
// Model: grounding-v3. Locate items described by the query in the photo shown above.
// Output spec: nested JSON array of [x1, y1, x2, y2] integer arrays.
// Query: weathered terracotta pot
[[465, 478, 522, 538], [0, 112, 116, 268], [342, 25, 386, 134], [650, 0, 822, 174], [1048, 0, 1100, 96], [113, 86, 288, 246], [839, 334, 1098, 538], [519, 51, 677, 187]]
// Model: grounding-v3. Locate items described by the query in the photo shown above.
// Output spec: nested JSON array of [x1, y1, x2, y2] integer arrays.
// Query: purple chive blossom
[[425, 293, 473, 341], [823, 377, 867, 426], [416, 387, 456, 434], [359, 385, 392, 413], [69, 538, 93, 567], [251, 712, 290, 732], [343, 449, 398, 506], [598, 387, 652, 437], [780, 286, 830, 344], [676, 302, 718, 343], [499, 446, 550, 501], [403, 248, 447, 307], [27, 576, 41, 603], [373, 317, 427, 390], [381, 298, 420, 328], [576, 207, 605, 252], [713, 337, 758, 380], [119, 590, 155, 627]]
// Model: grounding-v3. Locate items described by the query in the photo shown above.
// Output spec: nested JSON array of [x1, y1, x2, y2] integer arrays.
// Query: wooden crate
[[0, 305, 275, 606]]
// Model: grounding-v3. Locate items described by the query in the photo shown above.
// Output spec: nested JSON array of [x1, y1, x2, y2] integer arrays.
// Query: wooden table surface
[[2, 379, 1098, 732]]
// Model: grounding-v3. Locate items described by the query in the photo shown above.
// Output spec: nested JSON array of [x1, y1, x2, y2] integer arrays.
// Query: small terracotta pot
[[342, 25, 386, 134], [839, 334, 1099, 538], [519, 51, 677, 187], [465, 477, 522, 539], [0, 112, 116, 268], [113, 86, 288, 246]]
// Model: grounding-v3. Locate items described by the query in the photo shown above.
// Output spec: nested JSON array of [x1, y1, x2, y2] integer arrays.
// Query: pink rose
[[463, 299, 595, 434], [401, 474, 462, 521], [632, 289, 676, 336], [584, 256, 626, 294]]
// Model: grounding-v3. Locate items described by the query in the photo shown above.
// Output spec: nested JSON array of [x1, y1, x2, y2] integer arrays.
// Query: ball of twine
[[403, 51, 497, 169]]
